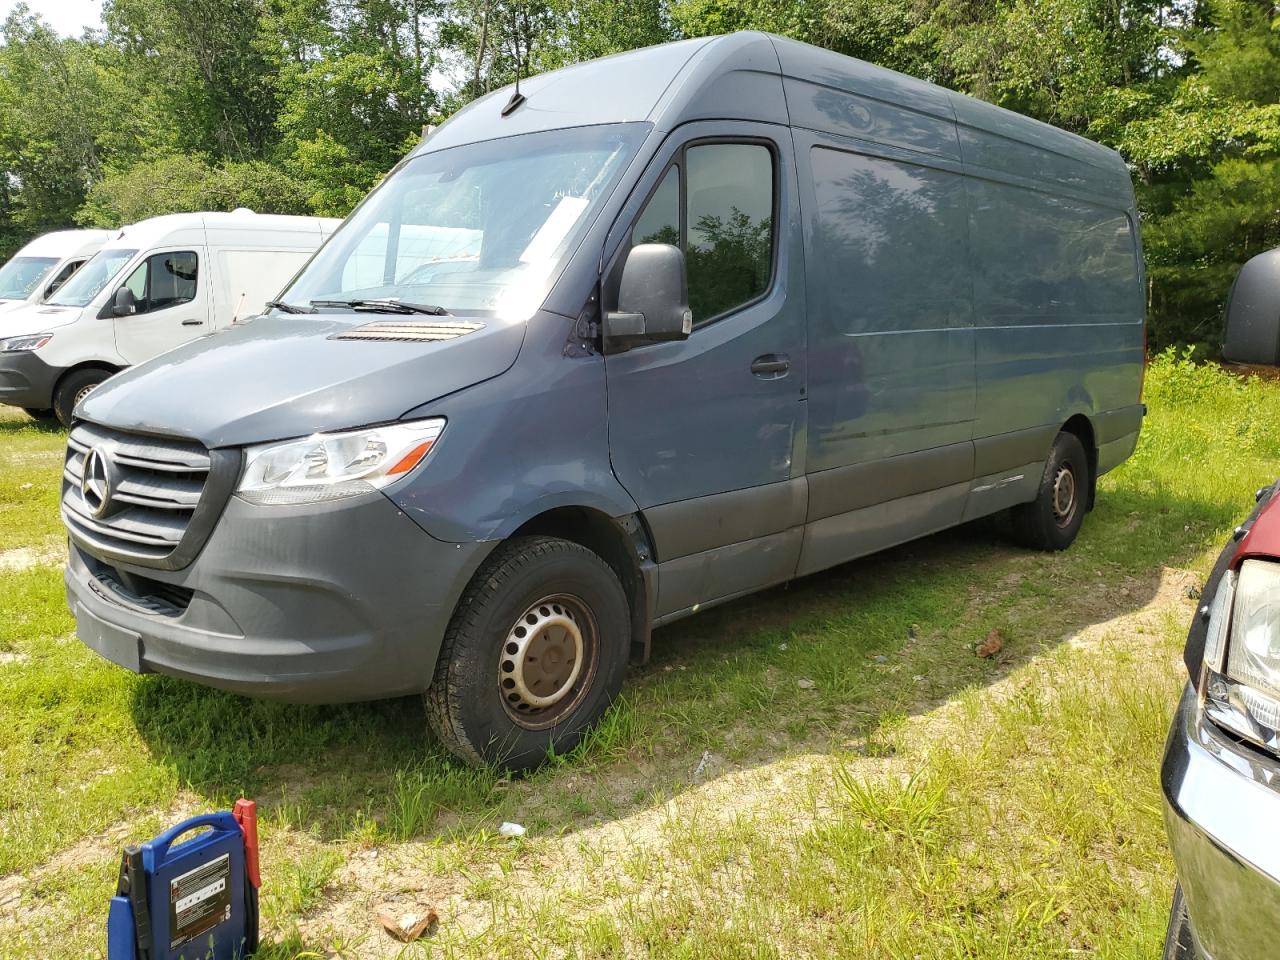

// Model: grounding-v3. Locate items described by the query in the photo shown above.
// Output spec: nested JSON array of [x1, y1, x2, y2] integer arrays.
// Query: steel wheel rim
[[74, 382, 97, 406], [499, 594, 598, 730], [1052, 463, 1077, 527]]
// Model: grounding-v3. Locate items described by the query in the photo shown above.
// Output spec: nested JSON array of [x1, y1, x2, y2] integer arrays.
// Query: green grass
[[1, 348, 1279, 956]]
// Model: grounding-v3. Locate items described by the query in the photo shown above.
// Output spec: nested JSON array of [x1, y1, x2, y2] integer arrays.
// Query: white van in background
[[0, 212, 339, 424], [0, 229, 113, 316]]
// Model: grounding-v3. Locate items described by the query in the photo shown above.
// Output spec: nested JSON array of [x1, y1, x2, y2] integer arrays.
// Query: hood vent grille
[[332, 320, 484, 343]]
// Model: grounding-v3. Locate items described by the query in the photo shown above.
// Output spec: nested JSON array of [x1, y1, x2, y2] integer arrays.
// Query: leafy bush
[[1123, 348, 1280, 516], [77, 155, 314, 227]]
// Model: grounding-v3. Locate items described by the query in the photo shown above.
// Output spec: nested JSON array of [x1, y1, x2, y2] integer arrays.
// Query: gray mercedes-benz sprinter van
[[61, 33, 1146, 770]]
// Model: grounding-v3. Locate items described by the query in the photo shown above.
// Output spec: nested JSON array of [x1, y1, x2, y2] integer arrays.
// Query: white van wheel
[[53, 369, 109, 428]]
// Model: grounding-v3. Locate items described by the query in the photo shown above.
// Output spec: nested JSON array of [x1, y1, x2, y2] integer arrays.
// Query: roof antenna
[[501, 7, 527, 117]]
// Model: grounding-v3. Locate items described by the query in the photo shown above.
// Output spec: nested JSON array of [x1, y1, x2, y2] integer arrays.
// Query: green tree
[[105, 0, 280, 160], [0, 6, 115, 256], [270, 0, 441, 215], [77, 154, 312, 226]]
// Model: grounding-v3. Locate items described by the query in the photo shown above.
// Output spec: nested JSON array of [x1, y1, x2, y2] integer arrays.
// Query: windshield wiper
[[311, 298, 450, 316], [264, 300, 314, 314]]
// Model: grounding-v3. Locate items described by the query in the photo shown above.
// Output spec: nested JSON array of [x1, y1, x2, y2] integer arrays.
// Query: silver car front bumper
[[1162, 682, 1280, 958]]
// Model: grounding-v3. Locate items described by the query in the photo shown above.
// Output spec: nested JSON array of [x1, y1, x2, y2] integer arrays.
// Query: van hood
[[79, 313, 527, 448], [0, 303, 84, 333]]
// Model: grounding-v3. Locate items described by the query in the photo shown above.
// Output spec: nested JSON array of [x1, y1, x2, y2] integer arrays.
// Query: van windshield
[[48, 248, 138, 307], [0, 256, 58, 300], [279, 122, 649, 320]]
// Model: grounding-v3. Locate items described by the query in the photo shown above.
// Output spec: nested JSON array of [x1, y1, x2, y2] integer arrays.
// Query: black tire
[[1162, 883, 1195, 960], [1011, 430, 1090, 551], [52, 368, 109, 427], [21, 407, 55, 420], [425, 536, 630, 772]]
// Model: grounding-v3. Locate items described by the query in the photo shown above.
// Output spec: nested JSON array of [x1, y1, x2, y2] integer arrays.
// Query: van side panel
[[962, 171, 1145, 469], [212, 248, 319, 326], [793, 134, 976, 575]]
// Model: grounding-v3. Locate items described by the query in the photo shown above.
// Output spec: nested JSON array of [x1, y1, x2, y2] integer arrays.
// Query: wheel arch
[[54, 360, 121, 395], [1060, 413, 1098, 510], [508, 505, 655, 664], [52, 361, 123, 425]]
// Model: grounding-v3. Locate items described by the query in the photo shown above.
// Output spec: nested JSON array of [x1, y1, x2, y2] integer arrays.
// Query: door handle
[[181, 319, 205, 327], [750, 354, 790, 379]]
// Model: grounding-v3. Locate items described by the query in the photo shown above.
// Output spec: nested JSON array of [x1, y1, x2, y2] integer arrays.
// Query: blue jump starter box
[[107, 800, 260, 960]]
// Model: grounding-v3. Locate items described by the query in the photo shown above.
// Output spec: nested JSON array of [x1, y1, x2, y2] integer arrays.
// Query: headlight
[[0, 333, 53, 352], [1202, 559, 1280, 750], [237, 418, 445, 505]]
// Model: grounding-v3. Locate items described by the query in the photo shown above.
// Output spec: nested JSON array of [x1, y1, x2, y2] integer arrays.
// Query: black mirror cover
[[606, 243, 692, 349], [112, 286, 138, 317]]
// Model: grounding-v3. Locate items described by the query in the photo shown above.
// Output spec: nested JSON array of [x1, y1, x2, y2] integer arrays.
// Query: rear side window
[[966, 180, 1143, 321], [122, 251, 199, 314], [630, 142, 775, 326], [808, 146, 970, 335]]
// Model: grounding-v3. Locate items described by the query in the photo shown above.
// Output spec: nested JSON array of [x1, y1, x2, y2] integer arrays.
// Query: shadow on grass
[[0, 411, 62, 436], [128, 480, 1228, 848]]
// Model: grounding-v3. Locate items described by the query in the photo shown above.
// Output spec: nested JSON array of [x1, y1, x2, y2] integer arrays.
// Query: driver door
[[603, 121, 808, 618], [112, 248, 208, 365]]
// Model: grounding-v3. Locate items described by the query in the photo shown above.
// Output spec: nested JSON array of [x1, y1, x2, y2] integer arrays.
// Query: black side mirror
[[112, 286, 138, 317], [605, 243, 693, 350]]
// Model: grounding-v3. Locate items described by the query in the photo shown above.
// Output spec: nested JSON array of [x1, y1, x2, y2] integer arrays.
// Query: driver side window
[[629, 141, 776, 327], [121, 251, 199, 314]]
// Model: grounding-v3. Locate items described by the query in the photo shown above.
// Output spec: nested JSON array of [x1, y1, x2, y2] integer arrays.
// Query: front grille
[[62, 423, 212, 563]]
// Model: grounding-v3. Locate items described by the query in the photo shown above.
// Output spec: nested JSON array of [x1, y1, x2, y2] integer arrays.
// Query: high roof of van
[[98, 211, 341, 251], [17, 228, 114, 260], [417, 31, 1133, 206]]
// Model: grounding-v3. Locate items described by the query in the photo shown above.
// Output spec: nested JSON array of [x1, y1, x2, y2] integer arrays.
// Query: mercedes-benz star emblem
[[81, 446, 113, 518]]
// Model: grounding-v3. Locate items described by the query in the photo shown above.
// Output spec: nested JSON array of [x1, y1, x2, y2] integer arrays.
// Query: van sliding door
[[795, 135, 977, 576]]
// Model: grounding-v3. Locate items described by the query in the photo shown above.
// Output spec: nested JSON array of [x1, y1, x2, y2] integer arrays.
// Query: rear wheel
[[424, 536, 630, 772], [1011, 430, 1090, 551], [52, 368, 109, 427]]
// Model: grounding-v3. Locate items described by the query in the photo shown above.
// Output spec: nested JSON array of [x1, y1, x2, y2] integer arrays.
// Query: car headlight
[[1202, 559, 1280, 750], [237, 418, 445, 505], [0, 333, 53, 352]]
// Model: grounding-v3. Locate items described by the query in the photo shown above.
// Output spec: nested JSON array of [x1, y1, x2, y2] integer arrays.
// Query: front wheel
[[424, 536, 630, 772], [52, 368, 109, 427], [1010, 430, 1090, 551]]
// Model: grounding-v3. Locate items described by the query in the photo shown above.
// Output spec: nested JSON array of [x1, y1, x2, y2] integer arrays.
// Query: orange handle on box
[[232, 798, 261, 889]]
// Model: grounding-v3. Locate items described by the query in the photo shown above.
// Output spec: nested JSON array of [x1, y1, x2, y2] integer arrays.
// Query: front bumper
[[1162, 682, 1280, 958], [0, 350, 60, 409], [65, 490, 493, 703]]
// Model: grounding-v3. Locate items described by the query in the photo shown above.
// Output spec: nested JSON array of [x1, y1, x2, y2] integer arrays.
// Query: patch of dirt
[[0, 792, 206, 928], [1062, 565, 1199, 651], [1219, 360, 1280, 382], [0, 450, 62, 465], [0, 544, 64, 573]]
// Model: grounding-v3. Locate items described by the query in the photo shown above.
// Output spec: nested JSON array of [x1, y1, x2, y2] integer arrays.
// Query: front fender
[[390, 310, 638, 542]]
